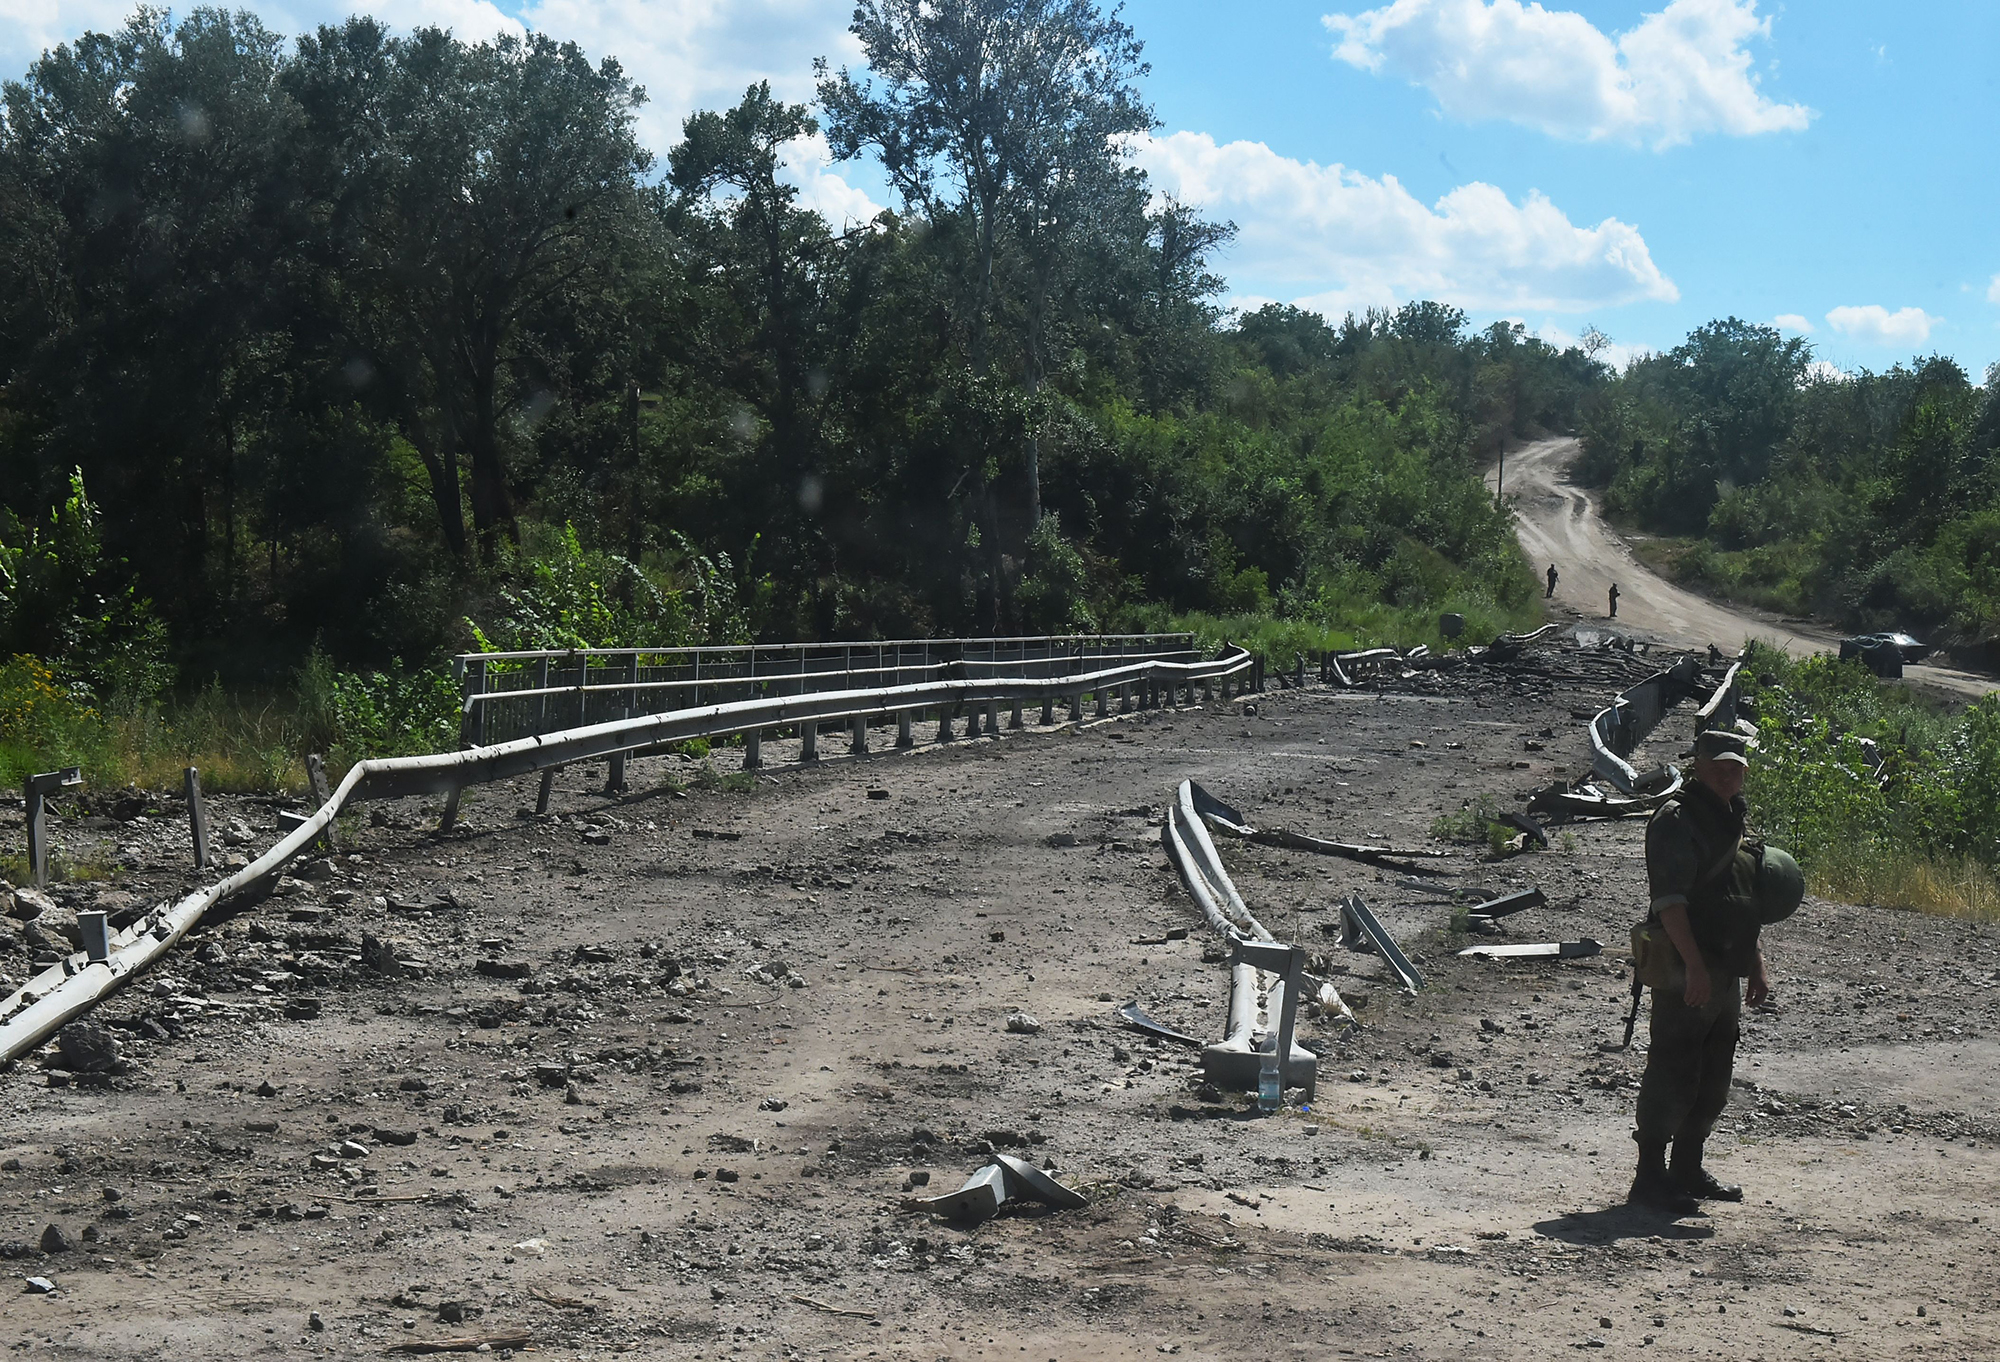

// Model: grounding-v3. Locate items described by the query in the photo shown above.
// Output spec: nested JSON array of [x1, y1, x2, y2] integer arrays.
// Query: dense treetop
[[0, 4, 1606, 696]]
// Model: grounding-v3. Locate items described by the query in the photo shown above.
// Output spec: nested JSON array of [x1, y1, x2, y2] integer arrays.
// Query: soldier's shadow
[[1532, 1205, 1717, 1246]]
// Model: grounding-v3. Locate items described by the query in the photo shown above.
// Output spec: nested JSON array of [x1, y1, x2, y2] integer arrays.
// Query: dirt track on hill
[[4, 654, 1999, 1359], [1493, 436, 1998, 701]]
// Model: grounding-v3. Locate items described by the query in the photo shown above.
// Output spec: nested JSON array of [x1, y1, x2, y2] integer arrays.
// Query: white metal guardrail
[[453, 634, 1204, 746], [0, 643, 1254, 1065]]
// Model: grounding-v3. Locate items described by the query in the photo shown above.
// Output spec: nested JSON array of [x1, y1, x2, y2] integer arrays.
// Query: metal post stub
[[305, 754, 340, 853], [851, 715, 869, 754], [183, 766, 210, 869], [801, 722, 820, 761], [536, 769, 557, 815], [1335, 894, 1425, 992], [76, 911, 110, 963], [744, 729, 763, 769], [438, 785, 462, 834], [23, 768, 82, 889], [896, 712, 914, 748]]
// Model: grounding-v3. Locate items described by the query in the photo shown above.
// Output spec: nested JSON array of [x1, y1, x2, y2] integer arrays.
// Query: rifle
[[1621, 972, 1645, 1049]]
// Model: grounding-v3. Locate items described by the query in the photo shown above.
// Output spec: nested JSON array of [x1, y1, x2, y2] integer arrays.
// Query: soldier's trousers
[[1635, 976, 1742, 1147]]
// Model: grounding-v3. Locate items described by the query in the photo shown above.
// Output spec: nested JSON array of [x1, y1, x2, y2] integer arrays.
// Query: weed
[[0, 844, 120, 886], [1430, 794, 1504, 845]]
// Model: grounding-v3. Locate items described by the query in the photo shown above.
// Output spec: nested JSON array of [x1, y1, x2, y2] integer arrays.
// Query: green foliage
[[1016, 514, 1096, 633], [296, 648, 458, 760], [472, 523, 742, 653], [1431, 793, 1506, 846], [1740, 644, 2000, 914], [1, 4, 1592, 689], [0, 654, 118, 787], [0, 470, 171, 707], [1582, 322, 2000, 658]]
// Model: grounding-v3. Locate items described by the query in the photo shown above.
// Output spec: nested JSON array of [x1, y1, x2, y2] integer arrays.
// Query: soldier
[[1628, 729, 1800, 1214], [1546, 564, 1559, 598], [1608, 583, 1620, 619]]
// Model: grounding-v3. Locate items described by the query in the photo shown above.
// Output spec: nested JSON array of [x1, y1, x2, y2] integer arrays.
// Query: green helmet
[[1756, 846, 1805, 924]]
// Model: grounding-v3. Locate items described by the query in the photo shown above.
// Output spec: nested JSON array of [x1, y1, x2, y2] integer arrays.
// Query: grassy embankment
[[1741, 643, 2000, 921]]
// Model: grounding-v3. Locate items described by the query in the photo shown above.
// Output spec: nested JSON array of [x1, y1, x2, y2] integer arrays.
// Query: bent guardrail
[[1589, 655, 1703, 794], [0, 645, 1253, 1065]]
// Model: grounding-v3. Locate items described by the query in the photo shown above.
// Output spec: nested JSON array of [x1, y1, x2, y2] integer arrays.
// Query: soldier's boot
[[1628, 1142, 1699, 1216], [1670, 1141, 1743, 1202]]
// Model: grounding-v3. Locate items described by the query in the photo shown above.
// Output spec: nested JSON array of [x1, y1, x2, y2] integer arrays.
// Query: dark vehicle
[[1840, 632, 1931, 678]]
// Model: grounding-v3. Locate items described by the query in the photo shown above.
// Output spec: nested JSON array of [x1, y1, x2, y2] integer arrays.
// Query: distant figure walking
[[1608, 583, 1621, 619], [1546, 564, 1559, 598]]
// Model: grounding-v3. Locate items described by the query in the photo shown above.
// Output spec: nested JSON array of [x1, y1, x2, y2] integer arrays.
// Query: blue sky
[[5, 0, 1996, 376]]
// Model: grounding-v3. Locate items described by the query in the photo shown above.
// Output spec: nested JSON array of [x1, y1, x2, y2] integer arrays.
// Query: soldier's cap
[[1693, 729, 1751, 766]]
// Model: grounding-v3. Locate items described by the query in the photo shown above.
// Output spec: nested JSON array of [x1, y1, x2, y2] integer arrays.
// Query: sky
[[4, 0, 1997, 376]]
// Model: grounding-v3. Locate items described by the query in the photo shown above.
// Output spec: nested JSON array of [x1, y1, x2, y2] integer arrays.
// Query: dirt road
[[6, 658, 1998, 1359], [1494, 437, 1998, 699]]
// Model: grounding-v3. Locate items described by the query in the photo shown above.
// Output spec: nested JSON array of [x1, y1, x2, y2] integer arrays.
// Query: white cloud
[[778, 131, 884, 228], [1324, 0, 1813, 149], [1803, 359, 1850, 384], [1824, 305, 1940, 347], [1773, 313, 1814, 333], [520, 0, 860, 156], [1128, 130, 1678, 314], [0, 0, 882, 229], [1988, 274, 2000, 304], [0, 0, 136, 76], [0, 0, 527, 75]]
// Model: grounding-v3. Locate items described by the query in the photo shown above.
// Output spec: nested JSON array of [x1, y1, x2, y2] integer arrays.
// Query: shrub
[[0, 654, 119, 786]]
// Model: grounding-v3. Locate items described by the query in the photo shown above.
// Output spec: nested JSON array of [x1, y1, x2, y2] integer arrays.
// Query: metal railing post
[[744, 729, 762, 769], [534, 656, 550, 736], [23, 768, 81, 889], [608, 709, 629, 793], [937, 706, 954, 742], [851, 714, 869, 755], [183, 766, 209, 869], [801, 720, 819, 761], [897, 711, 913, 747], [459, 657, 487, 749], [306, 754, 340, 853]]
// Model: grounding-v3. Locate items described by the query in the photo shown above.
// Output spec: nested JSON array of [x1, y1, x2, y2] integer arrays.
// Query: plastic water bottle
[[1257, 1038, 1282, 1112]]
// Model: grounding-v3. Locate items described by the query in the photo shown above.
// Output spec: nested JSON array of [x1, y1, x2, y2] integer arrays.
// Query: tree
[[300, 25, 654, 562], [817, 0, 1155, 526]]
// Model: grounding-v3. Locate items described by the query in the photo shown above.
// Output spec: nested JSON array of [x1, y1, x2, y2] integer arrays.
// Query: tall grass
[[1, 651, 457, 796], [1806, 845, 2000, 923]]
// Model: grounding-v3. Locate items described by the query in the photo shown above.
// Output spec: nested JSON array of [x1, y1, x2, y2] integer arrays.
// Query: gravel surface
[[3, 649, 1997, 1359]]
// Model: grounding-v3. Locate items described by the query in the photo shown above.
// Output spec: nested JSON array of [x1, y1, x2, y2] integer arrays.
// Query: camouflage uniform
[[1631, 731, 1762, 1208]]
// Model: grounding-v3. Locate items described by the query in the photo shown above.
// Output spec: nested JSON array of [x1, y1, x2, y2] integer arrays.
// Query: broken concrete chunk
[[56, 1023, 124, 1075], [9, 887, 55, 921], [476, 959, 533, 980], [1004, 1012, 1041, 1035], [361, 934, 402, 977]]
